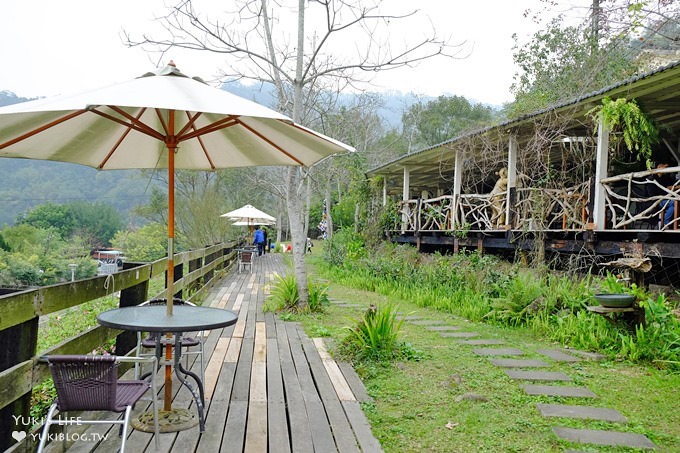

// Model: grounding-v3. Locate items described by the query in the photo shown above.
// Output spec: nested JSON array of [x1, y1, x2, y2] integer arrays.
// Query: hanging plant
[[587, 97, 659, 169]]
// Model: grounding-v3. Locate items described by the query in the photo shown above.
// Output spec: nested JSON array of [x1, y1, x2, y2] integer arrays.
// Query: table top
[[97, 305, 238, 332]]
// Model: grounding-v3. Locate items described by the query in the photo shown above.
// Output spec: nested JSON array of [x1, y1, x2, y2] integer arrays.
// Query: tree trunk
[[286, 166, 309, 308], [325, 182, 334, 241]]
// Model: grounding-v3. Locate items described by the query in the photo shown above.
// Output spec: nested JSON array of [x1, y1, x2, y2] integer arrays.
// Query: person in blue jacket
[[253, 227, 265, 256]]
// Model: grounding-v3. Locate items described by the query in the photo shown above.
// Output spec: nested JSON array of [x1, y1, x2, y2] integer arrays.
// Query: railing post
[[173, 261, 183, 300], [0, 289, 37, 451], [116, 263, 149, 356]]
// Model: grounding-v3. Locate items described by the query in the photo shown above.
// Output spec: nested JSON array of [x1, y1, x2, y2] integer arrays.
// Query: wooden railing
[[394, 183, 590, 233], [515, 182, 590, 231], [601, 167, 680, 230], [0, 241, 238, 451]]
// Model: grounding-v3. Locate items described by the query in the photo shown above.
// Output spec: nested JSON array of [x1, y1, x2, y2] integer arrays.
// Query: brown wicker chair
[[37, 355, 159, 453], [238, 249, 254, 273]]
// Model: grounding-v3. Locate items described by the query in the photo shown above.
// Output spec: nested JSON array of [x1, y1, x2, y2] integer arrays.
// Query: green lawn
[[296, 283, 680, 452]]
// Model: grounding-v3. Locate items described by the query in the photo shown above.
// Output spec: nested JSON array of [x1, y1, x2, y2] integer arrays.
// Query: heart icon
[[11, 431, 26, 442]]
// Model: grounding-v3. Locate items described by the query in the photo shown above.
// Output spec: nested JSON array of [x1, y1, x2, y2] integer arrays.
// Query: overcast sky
[[1, 1, 591, 106]]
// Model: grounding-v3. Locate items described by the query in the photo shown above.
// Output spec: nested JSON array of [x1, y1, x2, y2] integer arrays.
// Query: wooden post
[[452, 150, 462, 230], [116, 262, 149, 356], [0, 289, 37, 451], [506, 136, 518, 228], [402, 167, 410, 233], [173, 261, 183, 300], [593, 116, 610, 229]]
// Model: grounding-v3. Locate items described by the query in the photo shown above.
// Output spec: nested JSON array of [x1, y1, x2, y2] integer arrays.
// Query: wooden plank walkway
[[47, 253, 382, 453]]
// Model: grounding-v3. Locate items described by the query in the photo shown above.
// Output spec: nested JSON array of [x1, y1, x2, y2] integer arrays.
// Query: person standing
[[253, 227, 265, 256], [262, 228, 268, 254]]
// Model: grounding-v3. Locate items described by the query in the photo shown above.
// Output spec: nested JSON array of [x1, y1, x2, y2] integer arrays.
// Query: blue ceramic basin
[[594, 293, 635, 308]]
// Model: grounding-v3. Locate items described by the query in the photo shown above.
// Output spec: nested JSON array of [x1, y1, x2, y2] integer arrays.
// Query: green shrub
[[264, 272, 329, 314], [339, 303, 409, 363]]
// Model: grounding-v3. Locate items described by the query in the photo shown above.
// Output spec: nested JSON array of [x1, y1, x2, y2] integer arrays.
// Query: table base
[[132, 408, 198, 433]]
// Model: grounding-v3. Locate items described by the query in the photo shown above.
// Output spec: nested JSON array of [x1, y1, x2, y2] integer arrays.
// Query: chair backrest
[[140, 298, 196, 307], [48, 355, 118, 412], [241, 251, 253, 263]]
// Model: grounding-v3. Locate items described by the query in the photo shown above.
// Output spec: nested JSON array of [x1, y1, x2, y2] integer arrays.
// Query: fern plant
[[588, 96, 659, 169]]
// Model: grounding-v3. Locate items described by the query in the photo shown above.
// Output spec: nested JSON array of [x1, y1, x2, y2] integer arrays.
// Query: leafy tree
[[18, 201, 124, 247], [507, 1, 680, 117], [507, 15, 636, 117], [68, 201, 125, 247], [402, 95, 497, 148], [17, 203, 73, 239], [112, 223, 168, 262]]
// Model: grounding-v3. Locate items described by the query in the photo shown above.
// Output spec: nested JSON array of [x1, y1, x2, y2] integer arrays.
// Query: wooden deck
[[45, 253, 382, 453]]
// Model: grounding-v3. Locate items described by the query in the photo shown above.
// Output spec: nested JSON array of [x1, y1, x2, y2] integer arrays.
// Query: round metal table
[[97, 304, 237, 432]]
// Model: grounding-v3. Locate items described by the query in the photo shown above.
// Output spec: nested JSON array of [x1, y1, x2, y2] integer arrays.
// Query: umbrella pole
[[164, 113, 177, 411]]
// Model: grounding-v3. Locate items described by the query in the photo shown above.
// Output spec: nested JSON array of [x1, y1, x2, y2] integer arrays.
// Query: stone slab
[[537, 403, 627, 422], [440, 332, 479, 338], [490, 358, 549, 368], [425, 325, 462, 331], [473, 348, 525, 356], [410, 319, 446, 326], [505, 370, 572, 381], [400, 315, 424, 321], [522, 384, 597, 398], [552, 427, 656, 450], [560, 348, 607, 361], [537, 349, 582, 362], [457, 339, 505, 345]]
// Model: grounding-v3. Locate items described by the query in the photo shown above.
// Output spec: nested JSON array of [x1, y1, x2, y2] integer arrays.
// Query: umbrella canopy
[[0, 64, 351, 169], [231, 220, 276, 226], [221, 204, 276, 223], [0, 62, 353, 411]]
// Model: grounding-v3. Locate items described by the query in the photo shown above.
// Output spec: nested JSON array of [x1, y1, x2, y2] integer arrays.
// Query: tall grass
[[317, 238, 680, 370]]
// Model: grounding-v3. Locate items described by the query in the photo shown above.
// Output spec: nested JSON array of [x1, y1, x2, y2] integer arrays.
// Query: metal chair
[[238, 249, 254, 273], [37, 355, 159, 453], [134, 298, 205, 384]]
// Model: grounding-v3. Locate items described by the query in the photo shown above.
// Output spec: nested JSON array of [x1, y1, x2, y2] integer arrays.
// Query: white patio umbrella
[[221, 204, 276, 226], [231, 220, 275, 226], [0, 61, 353, 410]]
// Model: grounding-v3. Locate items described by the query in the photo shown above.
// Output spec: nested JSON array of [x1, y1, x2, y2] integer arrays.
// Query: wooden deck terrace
[[43, 253, 382, 453]]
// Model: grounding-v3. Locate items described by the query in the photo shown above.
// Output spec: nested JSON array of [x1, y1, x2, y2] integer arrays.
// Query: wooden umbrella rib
[[0, 110, 87, 149], [180, 116, 239, 141], [95, 106, 164, 141], [97, 109, 147, 169], [180, 111, 216, 170], [176, 111, 203, 138], [154, 108, 170, 137], [235, 118, 305, 165]]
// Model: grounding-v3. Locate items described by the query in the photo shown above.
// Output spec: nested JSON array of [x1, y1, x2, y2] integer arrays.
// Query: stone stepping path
[[505, 370, 572, 381], [410, 319, 447, 326], [537, 403, 627, 423], [457, 339, 505, 345], [560, 348, 606, 361], [523, 384, 597, 398], [396, 306, 657, 450], [552, 427, 657, 450], [440, 331, 479, 338], [425, 325, 462, 331], [490, 358, 549, 368], [473, 347, 525, 356], [537, 349, 582, 362]]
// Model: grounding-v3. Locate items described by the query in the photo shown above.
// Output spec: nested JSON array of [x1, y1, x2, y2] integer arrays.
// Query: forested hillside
[[0, 91, 156, 226]]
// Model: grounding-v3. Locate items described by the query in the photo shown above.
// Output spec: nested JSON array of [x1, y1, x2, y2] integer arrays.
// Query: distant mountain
[[220, 81, 498, 129]]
